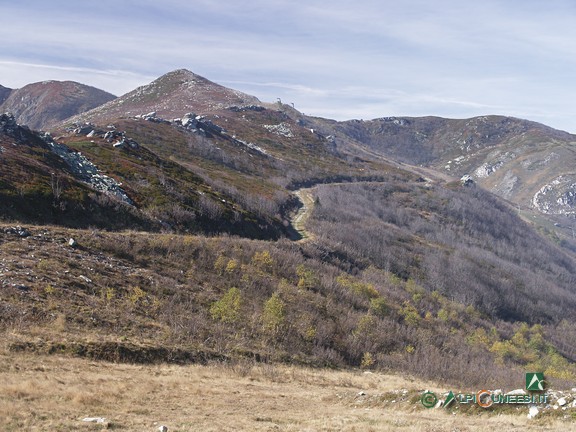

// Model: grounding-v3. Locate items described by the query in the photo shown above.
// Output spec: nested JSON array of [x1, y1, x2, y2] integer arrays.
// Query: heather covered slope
[[0, 113, 286, 238], [0, 80, 116, 130], [315, 115, 576, 221], [2, 69, 576, 390], [52, 70, 400, 221], [0, 114, 143, 228]]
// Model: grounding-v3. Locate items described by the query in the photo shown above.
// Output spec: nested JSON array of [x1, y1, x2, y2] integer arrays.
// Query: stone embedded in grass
[[82, 417, 106, 423], [3, 226, 31, 237]]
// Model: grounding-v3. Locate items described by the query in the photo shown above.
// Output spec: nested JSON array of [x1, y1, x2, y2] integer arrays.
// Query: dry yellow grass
[[0, 346, 571, 432]]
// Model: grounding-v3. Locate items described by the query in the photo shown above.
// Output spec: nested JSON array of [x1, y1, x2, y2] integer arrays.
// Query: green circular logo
[[421, 391, 438, 409]]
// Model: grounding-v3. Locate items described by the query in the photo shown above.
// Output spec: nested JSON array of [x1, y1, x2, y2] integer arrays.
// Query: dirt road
[[292, 188, 315, 241]]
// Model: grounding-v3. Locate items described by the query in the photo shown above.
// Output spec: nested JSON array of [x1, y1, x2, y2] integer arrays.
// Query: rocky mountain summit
[[66, 69, 261, 126]]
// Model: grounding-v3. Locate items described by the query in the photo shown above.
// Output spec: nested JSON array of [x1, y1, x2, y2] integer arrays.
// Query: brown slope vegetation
[[312, 115, 576, 243], [0, 115, 148, 229], [57, 69, 395, 192], [307, 181, 576, 324], [2, 205, 576, 390], [0, 81, 116, 130], [109, 110, 389, 193], [48, 70, 403, 233], [0, 113, 287, 238], [57, 127, 286, 239]]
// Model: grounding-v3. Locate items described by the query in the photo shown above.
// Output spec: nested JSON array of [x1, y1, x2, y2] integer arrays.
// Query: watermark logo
[[444, 390, 455, 408], [526, 373, 545, 391], [420, 372, 548, 410], [421, 391, 438, 408], [476, 389, 493, 408]]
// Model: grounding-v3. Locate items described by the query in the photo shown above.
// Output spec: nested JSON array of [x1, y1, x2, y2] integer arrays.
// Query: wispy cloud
[[1, 0, 576, 131], [0, 60, 157, 96]]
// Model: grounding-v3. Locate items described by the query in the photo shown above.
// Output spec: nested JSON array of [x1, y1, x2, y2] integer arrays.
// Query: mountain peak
[[145, 68, 215, 93], [0, 80, 115, 130], [64, 69, 261, 125], [163, 68, 199, 78]]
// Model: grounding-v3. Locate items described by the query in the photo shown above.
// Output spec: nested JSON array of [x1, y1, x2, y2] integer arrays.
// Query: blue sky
[[1, 0, 576, 131]]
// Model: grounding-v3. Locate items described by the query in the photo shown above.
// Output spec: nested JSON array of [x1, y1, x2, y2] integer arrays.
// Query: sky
[[1, 0, 576, 132]]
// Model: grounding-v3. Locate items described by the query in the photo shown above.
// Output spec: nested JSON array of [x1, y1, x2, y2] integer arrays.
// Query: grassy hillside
[[3, 221, 576, 390], [3, 72, 576, 401]]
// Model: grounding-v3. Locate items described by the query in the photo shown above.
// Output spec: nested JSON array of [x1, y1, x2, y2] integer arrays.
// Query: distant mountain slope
[[331, 115, 571, 165], [65, 69, 260, 125], [0, 84, 11, 105], [313, 115, 576, 230], [0, 113, 285, 238], [0, 81, 116, 130], [55, 69, 395, 220]]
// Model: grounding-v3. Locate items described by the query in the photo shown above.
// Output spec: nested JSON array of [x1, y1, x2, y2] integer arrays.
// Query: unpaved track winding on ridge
[[292, 188, 315, 241], [288, 158, 453, 243]]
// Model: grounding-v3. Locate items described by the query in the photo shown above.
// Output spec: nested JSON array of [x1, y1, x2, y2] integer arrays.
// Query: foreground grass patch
[[0, 350, 571, 431]]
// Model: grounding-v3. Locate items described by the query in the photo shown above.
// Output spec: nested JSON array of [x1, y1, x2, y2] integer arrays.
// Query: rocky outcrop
[[264, 122, 294, 138], [460, 175, 475, 187], [227, 104, 265, 113], [134, 111, 170, 124], [40, 132, 133, 205], [0, 113, 30, 141], [532, 175, 576, 215], [67, 123, 140, 150]]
